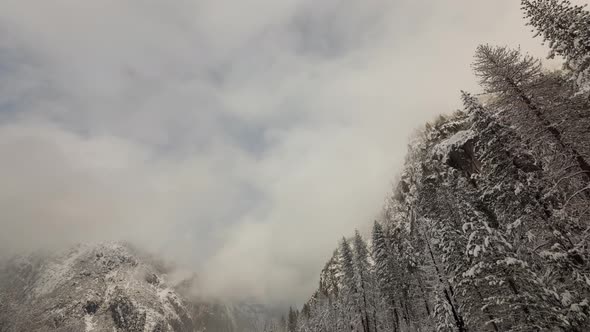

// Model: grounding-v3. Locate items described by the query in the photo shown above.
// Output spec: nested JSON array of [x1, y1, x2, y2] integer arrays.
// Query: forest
[[284, 1, 590, 331]]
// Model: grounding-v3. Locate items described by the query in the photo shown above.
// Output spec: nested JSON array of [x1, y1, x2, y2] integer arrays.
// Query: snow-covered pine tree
[[456, 91, 585, 330], [300, 249, 348, 332], [411, 109, 476, 331], [352, 231, 378, 332], [473, 44, 590, 191], [521, 0, 590, 92], [340, 237, 362, 331], [472, 47, 590, 319], [287, 307, 298, 332], [371, 221, 401, 332], [292, 8, 590, 330], [384, 158, 441, 331]]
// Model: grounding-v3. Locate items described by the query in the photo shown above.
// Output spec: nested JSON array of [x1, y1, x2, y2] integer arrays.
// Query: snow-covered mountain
[[0, 242, 277, 332]]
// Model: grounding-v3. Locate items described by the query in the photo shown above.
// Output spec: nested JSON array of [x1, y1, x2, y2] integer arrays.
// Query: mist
[[0, 0, 576, 306]]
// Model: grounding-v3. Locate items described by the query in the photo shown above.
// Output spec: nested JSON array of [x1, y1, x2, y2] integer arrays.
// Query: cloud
[[0, 0, 569, 304]]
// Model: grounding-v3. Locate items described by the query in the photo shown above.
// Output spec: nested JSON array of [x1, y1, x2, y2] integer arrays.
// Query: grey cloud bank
[[0, 0, 573, 305]]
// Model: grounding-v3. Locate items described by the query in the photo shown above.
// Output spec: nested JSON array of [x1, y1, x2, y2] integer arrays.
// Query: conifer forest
[[287, 1, 590, 331]]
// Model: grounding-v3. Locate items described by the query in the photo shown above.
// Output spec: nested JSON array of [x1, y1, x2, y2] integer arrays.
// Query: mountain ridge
[[0, 242, 279, 332]]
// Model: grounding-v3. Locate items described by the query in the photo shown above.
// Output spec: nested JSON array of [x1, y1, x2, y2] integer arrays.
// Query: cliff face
[[0, 243, 276, 332]]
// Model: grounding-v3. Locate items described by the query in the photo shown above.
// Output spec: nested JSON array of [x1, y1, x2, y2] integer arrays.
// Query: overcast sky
[[0, 0, 583, 305]]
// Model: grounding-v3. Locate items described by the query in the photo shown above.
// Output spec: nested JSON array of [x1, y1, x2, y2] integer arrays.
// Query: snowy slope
[[0, 242, 194, 331], [0, 243, 277, 332]]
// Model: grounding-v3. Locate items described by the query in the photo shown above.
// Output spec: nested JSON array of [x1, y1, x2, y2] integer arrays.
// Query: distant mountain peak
[[0, 242, 278, 332]]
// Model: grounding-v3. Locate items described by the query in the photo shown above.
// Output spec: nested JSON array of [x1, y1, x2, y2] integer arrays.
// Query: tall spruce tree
[[287, 307, 298, 332], [521, 0, 590, 91], [372, 221, 400, 332], [353, 230, 377, 332], [473, 44, 590, 183], [340, 237, 361, 331]]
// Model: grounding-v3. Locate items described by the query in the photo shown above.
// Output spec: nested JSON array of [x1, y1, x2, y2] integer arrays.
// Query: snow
[[472, 245, 482, 258], [497, 257, 527, 268], [0, 242, 210, 331], [463, 263, 481, 278], [462, 222, 473, 232], [514, 182, 524, 195], [84, 314, 96, 332], [157, 286, 182, 321], [33, 245, 87, 297], [570, 299, 589, 313], [432, 129, 474, 158], [142, 305, 161, 332], [506, 218, 522, 234], [539, 250, 568, 261], [561, 291, 573, 306]]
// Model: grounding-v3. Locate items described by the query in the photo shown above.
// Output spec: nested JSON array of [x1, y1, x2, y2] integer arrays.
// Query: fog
[[0, 0, 578, 305]]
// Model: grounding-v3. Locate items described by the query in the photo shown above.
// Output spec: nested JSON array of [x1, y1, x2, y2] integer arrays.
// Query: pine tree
[[521, 0, 590, 91], [287, 307, 298, 332], [473, 44, 590, 183], [372, 221, 400, 332], [352, 230, 377, 332], [340, 237, 361, 331], [456, 91, 577, 330], [293, 8, 590, 329], [279, 315, 287, 332]]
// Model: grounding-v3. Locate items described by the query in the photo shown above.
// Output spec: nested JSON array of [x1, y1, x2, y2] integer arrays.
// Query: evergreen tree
[[292, 6, 590, 331], [287, 307, 298, 332], [473, 44, 590, 183], [521, 0, 590, 91], [279, 315, 287, 332], [371, 221, 400, 332], [340, 237, 361, 330], [352, 230, 377, 332]]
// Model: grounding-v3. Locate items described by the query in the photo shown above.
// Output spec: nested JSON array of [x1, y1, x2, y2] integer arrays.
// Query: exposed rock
[[447, 138, 481, 176]]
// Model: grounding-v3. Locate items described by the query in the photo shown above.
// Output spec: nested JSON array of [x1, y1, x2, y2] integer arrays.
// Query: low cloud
[[0, 0, 569, 305]]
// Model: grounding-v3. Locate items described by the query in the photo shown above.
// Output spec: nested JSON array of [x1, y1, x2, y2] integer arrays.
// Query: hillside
[[291, 1, 590, 330], [295, 90, 590, 331], [0, 243, 278, 332]]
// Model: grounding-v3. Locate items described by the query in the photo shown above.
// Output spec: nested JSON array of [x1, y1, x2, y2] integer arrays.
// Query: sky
[[0, 0, 582, 305]]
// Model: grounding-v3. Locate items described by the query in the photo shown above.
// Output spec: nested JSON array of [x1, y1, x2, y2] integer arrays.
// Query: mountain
[[0, 242, 278, 332]]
